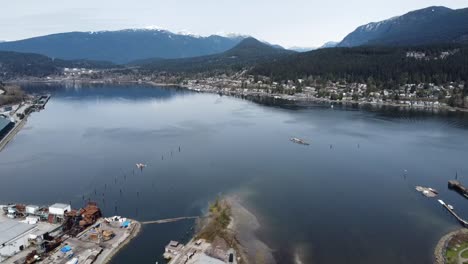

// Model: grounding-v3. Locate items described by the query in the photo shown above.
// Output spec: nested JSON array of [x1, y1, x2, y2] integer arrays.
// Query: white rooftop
[[197, 254, 226, 264], [50, 203, 70, 209], [0, 217, 36, 245]]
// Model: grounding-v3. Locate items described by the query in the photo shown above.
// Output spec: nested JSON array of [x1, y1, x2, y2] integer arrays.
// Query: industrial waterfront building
[[0, 218, 37, 262], [0, 117, 14, 142], [0, 215, 61, 263]]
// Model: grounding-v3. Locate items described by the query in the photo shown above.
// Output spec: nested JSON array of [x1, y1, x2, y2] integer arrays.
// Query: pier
[[141, 216, 200, 225], [448, 180, 468, 199], [438, 199, 468, 227]]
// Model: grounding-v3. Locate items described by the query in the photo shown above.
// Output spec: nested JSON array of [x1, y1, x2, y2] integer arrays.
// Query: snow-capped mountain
[[338, 6, 468, 47], [0, 28, 248, 64], [318, 41, 339, 49]]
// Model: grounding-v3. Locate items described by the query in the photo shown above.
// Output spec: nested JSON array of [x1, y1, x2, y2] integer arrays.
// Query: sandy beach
[[226, 195, 276, 264]]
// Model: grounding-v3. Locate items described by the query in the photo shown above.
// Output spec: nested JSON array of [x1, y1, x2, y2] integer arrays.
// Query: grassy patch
[[461, 249, 468, 258], [196, 198, 232, 242], [195, 197, 247, 264], [446, 242, 468, 264]]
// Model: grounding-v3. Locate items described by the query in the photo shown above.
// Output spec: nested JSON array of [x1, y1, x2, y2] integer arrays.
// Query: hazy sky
[[1, 0, 467, 47]]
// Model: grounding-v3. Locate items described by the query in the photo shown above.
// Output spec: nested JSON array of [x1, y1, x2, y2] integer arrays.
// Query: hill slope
[[136, 37, 295, 73], [338, 6, 468, 47], [0, 29, 246, 64], [250, 44, 468, 85], [0, 51, 116, 79]]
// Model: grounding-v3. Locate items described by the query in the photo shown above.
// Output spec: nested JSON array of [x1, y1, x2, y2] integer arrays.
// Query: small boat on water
[[290, 138, 310, 145], [136, 163, 147, 170]]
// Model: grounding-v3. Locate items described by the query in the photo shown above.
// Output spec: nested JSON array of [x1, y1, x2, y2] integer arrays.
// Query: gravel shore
[[97, 220, 142, 264], [226, 196, 276, 264], [434, 228, 468, 264]]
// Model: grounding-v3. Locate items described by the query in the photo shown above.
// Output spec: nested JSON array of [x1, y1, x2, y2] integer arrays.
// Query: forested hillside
[[251, 45, 468, 88]]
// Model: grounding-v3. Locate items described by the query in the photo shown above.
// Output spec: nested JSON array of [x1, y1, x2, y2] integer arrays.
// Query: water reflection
[[1, 84, 468, 264]]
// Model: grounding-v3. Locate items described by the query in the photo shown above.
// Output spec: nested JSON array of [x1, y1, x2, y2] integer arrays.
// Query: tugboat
[[290, 138, 310, 145]]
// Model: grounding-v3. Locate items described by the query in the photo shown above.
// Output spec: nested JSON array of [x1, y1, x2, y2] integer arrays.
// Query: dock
[[438, 199, 468, 227], [141, 216, 200, 225], [448, 180, 468, 199]]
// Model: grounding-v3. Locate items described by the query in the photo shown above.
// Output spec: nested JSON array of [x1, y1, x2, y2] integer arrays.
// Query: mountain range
[[0, 29, 247, 64], [0, 51, 117, 79], [135, 37, 295, 73], [1, 5, 468, 80], [0, 5, 467, 66], [338, 6, 468, 47], [0, 37, 293, 78]]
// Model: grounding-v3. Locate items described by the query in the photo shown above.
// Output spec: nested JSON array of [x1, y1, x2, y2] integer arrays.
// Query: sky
[[1, 0, 467, 48]]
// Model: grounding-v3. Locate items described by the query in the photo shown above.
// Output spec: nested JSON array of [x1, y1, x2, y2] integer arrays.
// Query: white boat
[[136, 163, 147, 169], [290, 138, 310, 145], [438, 199, 445, 205]]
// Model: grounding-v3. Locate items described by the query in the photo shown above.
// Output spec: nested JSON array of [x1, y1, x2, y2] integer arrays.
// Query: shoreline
[[173, 84, 468, 114], [0, 116, 27, 152], [9, 78, 468, 114], [166, 195, 275, 264], [187, 195, 275, 264], [434, 228, 468, 264], [96, 219, 142, 264], [225, 195, 276, 264]]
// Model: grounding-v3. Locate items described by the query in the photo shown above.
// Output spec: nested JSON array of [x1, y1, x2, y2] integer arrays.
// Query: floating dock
[[415, 186, 438, 197], [438, 199, 468, 227]]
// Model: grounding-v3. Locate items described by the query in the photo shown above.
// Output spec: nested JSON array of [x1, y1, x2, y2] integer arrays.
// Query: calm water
[[1, 84, 468, 264]]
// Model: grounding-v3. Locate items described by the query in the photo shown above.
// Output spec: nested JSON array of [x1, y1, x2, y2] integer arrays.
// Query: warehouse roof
[[198, 254, 226, 264], [0, 117, 12, 132], [50, 203, 70, 210], [0, 217, 36, 245]]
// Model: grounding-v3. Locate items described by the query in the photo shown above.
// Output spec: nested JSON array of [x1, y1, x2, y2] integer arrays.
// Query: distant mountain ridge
[[319, 41, 339, 49], [0, 29, 248, 64], [338, 6, 468, 47], [289, 46, 316, 52], [136, 37, 295, 73], [0, 51, 117, 79]]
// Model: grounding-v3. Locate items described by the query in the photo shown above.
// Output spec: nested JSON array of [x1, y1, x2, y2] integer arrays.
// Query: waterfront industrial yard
[[163, 239, 237, 264], [0, 94, 50, 152], [0, 202, 140, 264]]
